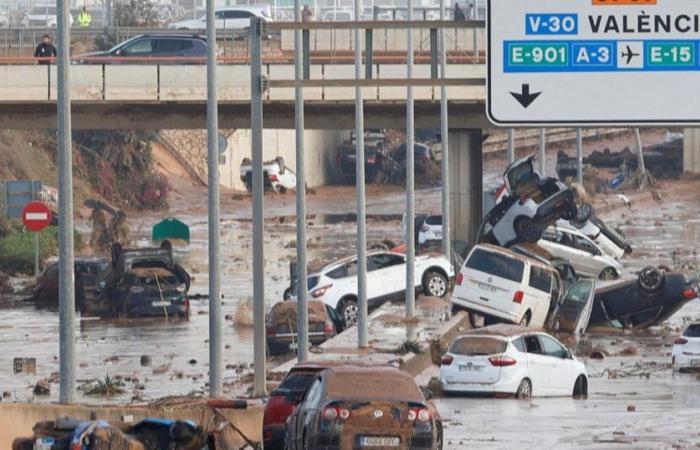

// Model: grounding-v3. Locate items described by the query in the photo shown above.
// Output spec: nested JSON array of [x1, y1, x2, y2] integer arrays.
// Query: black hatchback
[[74, 33, 207, 64]]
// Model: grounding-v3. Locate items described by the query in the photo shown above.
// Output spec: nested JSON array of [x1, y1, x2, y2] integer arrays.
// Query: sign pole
[[33, 233, 40, 277], [57, 0, 76, 405]]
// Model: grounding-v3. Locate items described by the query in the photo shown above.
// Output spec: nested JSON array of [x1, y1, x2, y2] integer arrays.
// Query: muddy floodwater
[[1, 180, 700, 448]]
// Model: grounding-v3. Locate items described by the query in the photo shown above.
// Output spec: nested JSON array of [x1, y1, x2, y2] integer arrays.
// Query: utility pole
[[250, 17, 266, 397], [576, 128, 583, 185], [539, 128, 546, 176], [439, 0, 450, 261], [405, 0, 415, 319], [506, 128, 514, 163], [294, 0, 310, 361], [205, 0, 222, 398], [58, 0, 76, 404], [355, 0, 368, 347], [634, 128, 647, 174]]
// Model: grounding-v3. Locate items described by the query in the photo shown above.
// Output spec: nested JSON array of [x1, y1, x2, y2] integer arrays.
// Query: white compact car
[[240, 157, 296, 193], [402, 213, 443, 245], [22, 6, 74, 27], [539, 225, 623, 280], [291, 251, 453, 326], [672, 322, 700, 371], [440, 326, 589, 398], [169, 5, 271, 30]]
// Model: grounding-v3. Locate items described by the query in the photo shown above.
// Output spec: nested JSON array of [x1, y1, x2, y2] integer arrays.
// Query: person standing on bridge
[[78, 7, 92, 27], [34, 35, 57, 65], [453, 2, 466, 21], [301, 5, 314, 22]]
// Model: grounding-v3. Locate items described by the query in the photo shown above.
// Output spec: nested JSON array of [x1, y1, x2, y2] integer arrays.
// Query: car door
[[295, 378, 323, 449], [538, 335, 576, 395], [572, 234, 605, 276], [214, 10, 226, 28], [526, 266, 554, 327], [119, 37, 157, 62], [368, 253, 406, 299], [522, 335, 550, 396], [552, 279, 596, 335]]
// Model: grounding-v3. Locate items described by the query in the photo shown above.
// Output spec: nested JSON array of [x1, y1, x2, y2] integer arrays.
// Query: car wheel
[[34, 289, 48, 303], [514, 217, 542, 243], [599, 267, 619, 281], [515, 378, 532, 400], [560, 201, 578, 221], [573, 375, 588, 398], [469, 312, 485, 328], [575, 203, 593, 222], [519, 311, 531, 327], [423, 271, 448, 297], [638, 266, 664, 292], [283, 287, 293, 300], [338, 298, 359, 327]]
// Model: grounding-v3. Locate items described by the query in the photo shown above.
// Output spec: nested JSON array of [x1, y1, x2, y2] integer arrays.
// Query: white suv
[[538, 225, 623, 280], [294, 251, 453, 326], [169, 5, 271, 30], [451, 244, 596, 334]]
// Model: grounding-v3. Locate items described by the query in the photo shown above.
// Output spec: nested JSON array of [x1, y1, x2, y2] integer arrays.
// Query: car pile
[[449, 153, 698, 333]]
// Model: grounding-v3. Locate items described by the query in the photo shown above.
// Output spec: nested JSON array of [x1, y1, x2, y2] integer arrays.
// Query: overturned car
[[480, 155, 578, 248]]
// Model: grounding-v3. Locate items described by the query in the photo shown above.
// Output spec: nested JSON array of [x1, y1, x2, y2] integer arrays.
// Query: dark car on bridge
[[285, 365, 442, 450], [74, 33, 207, 64]]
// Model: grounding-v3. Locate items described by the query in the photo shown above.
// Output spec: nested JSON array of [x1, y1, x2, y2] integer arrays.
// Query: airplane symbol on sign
[[621, 45, 640, 65]]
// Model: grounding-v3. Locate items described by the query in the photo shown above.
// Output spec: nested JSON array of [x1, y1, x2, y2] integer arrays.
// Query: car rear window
[[277, 372, 318, 395], [326, 370, 423, 402], [425, 215, 442, 226], [529, 266, 552, 293], [684, 324, 700, 337], [465, 248, 524, 283], [449, 336, 507, 356]]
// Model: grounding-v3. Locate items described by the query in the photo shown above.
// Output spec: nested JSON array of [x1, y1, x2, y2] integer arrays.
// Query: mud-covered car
[[285, 365, 442, 450], [33, 258, 111, 310], [109, 267, 190, 318], [336, 140, 385, 184], [266, 300, 343, 356], [480, 155, 577, 248], [590, 266, 699, 328]]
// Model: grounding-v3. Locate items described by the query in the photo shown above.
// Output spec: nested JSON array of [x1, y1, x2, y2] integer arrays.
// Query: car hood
[[170, 19, 204, 28]]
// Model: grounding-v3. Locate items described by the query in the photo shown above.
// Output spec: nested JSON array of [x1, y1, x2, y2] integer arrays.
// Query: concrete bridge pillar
[[448, 129, 483, 246], [683, 128, 700, 173]]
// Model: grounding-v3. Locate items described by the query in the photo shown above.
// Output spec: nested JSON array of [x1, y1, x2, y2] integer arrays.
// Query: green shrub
[[0, 226, 82, 275]]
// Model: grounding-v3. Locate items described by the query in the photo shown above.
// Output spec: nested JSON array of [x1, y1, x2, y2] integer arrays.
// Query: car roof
[[319, 251, 404, 273], [463, 324, 545, 339], [472, 244, 553, 271], [289, 360, 376, 373], [138, 32, 206, 40]]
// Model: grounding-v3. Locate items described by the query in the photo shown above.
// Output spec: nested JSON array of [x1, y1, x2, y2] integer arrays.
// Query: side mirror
[[565, 350, 573, 359], [114, 49, 125, 56]]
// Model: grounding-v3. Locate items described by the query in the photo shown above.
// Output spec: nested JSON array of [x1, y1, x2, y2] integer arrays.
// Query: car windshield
[[31, 6, 56, 14], [425, 215, 442, 226], [450, 336, 507, 356], [684, 324, 700, 337], [465, 248, 525, 283], [276, 372, 318, 396], [507, 159, 535, 191], [563, 280, 594, 304]]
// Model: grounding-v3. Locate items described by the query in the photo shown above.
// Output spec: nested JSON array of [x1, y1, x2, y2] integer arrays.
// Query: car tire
[[575, 203, 593, 222], [515, 378, 532, 400], [573, 375, 588, 398], [519, 311, 531, 327], [283, 287, 293, 300], [560, 201, 578, 221], [599, 267, 619, 281], [469, 312, 485, 328], [514, 217, 542, 243], [638, 266, 665, 292], [337, 297, 359, 327], [423, 271, 448, 298], [34, 289, 48, 303]]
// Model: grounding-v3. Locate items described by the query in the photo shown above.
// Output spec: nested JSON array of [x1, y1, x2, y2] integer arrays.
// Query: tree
[[113, 0, 159, 27]]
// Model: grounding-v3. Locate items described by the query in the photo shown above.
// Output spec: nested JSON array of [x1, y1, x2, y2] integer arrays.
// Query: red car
[[263, 363, 338, 450]]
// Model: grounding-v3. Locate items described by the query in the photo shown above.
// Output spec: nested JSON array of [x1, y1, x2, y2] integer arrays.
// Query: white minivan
[[451, 244, 596, 333]]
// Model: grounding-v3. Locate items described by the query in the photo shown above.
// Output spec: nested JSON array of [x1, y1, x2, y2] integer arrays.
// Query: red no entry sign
[[21, 201, 53, 232]]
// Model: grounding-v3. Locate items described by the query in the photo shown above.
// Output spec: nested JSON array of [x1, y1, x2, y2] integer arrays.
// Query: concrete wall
[[219, 128, 349, 190], [0, 401, 264, 449], [683, 129, 700, 173], [449, 129, 483, 245]]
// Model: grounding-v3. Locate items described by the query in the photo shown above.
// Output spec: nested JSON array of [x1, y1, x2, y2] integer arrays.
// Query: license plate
[[35, 437, 55, 450], [360, 436, 400, 447], [459, 364, 483, 372], [151, 301, 171, 307], [289, 342, 298, 350], [477, 282, 496, 293]]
